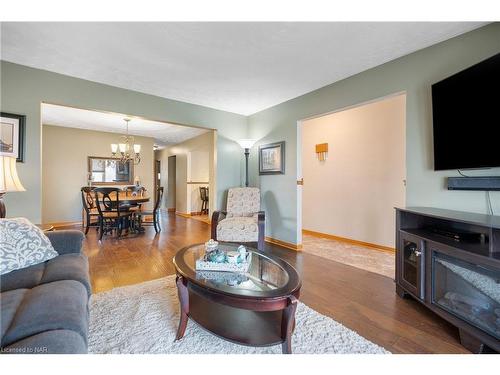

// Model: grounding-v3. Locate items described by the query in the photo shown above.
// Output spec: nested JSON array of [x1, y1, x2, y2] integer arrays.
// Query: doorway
[[154, 159, 161, 205], [167, 155, 176, 212], [155, 130, 215, 223], [40, 102, 216, 226], [297, 93, 406, 277]]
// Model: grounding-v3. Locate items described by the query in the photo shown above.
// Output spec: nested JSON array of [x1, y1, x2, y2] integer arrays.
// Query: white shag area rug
[[89, 275, 389, 354]]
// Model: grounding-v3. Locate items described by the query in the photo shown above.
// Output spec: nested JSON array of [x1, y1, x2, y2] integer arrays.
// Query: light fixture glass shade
[[0, 156, 26, 193], [110, 118, 141, 165], [237, 139, 257, 149]]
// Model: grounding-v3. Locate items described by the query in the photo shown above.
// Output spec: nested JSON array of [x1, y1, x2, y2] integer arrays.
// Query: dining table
[[105, 191, 150, 231], [83, 190, 151, 234], [105, 191, 151, 205]]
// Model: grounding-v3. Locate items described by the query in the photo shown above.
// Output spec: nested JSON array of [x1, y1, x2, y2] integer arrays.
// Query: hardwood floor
[[76, 211, 468, 354]]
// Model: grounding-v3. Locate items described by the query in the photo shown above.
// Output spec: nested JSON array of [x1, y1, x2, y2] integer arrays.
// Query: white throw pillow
[[0, 217, 58, 275]]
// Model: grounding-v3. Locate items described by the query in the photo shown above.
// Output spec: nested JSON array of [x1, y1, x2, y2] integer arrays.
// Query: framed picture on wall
[[259, 141, 285, 175], [0, 112, 26, 162]]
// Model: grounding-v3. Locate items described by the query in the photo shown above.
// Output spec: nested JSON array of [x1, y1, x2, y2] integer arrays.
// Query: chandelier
[[111, 118, 141, 165]]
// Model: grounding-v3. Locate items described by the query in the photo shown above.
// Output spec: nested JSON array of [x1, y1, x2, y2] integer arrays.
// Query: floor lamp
[[0, 156, 26, 218], [237, 139, 257, 187]]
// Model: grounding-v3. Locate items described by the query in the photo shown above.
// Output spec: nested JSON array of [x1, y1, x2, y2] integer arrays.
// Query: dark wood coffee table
[[173, 243, 302, 353]]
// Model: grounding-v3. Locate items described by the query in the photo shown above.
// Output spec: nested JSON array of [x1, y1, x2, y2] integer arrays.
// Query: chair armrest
[[211, 211, 227, 240], [46, 230, 85, 255], [257, 211, 265, 251], [211, 211, 227, 223]]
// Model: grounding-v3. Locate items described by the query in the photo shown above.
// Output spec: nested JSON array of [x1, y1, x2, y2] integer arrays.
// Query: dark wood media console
[[395, 207, 500, 353]]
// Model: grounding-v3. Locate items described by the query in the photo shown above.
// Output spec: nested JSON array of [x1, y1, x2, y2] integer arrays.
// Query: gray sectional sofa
[[1, 230, 91, 354]]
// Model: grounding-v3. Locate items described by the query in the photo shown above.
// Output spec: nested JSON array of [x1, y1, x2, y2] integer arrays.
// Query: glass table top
[[174, 243, 300, 298]]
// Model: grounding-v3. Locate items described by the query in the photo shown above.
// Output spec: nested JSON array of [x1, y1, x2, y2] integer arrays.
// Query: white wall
[[302, 94, 406, 248], [188, 150, 210, 213], [157, 131, 215, 215], [42, 125, 155, 223], [167, 155, 176, 210]]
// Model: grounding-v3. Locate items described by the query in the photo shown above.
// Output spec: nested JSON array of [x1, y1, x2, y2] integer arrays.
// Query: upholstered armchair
[[211, 187, 265, 251]]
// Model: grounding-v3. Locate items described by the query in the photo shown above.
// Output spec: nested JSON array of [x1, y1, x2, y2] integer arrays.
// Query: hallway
[[302, 234, 395, 278]]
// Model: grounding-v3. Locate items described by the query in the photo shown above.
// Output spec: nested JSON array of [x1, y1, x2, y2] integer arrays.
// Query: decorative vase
[[205, 239, 219, 253], [237, 245, 247, 263]]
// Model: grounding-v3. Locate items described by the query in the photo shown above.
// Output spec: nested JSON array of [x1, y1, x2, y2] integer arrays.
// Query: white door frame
[[296, 119, 304, 245]]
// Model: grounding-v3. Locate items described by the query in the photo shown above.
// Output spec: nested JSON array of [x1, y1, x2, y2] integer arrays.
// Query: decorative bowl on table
[[206, 249, 227, 263], [195, 243, 251, 273]]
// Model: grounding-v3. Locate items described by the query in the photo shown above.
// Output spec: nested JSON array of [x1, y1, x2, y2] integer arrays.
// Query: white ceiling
[[41, 103, 208, 147], [2, 22, 487, 115]]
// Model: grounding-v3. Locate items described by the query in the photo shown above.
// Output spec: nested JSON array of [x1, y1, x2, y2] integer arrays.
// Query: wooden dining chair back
[[81, 187, 96, 209], [154, 186, 164, 214], [94, 187, 132, 240], [81, 187, 99, 235], [125, 185, 146, 196], [94, 187, 120, 214], [199, 186, 209, 215], [124, 185, 146, 214], [139, 186, 164, 233]]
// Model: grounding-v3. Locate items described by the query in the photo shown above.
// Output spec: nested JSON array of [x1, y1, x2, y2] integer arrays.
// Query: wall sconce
[[315, 143, 328, 161]]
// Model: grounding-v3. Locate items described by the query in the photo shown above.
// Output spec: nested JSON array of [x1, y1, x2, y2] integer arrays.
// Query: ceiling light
[[111, 118, 141, 165]]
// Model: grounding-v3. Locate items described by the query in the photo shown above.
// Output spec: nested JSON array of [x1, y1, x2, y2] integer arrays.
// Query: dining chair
[[80, 187, 100, 235], [125, 185, 146, 196], [94, 187, 133, 240], [199, 186, 209, 215], [138, 186, 164, 233], [124, 185, 147, 230]]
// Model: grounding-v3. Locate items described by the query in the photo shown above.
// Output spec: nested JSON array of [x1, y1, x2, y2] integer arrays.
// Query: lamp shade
[[0, 156, 26, 193], [133, 144, 141, 153], [237, 139, 257, 149]]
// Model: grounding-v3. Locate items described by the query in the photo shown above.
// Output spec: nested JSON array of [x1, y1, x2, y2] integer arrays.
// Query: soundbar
[[447, 176, 500, 191]]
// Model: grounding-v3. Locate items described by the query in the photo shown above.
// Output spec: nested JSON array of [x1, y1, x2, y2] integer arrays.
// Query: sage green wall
[[247, 23, 500, 245], [0, 61, 246, 223]]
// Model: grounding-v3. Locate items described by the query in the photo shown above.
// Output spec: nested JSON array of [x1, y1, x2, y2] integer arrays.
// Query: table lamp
[[0, 156, 26, 218]]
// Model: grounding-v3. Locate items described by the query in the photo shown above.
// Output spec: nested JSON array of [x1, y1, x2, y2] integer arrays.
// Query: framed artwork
[[0, 112, 26, 162], [259, 141, 285, 175]]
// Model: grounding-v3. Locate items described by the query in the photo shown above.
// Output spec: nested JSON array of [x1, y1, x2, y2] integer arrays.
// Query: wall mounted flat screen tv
[[432, 52, 500, 171]]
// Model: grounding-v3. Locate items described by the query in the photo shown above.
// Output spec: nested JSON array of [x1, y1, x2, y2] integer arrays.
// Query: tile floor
[[301, 234, 395, 279]]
